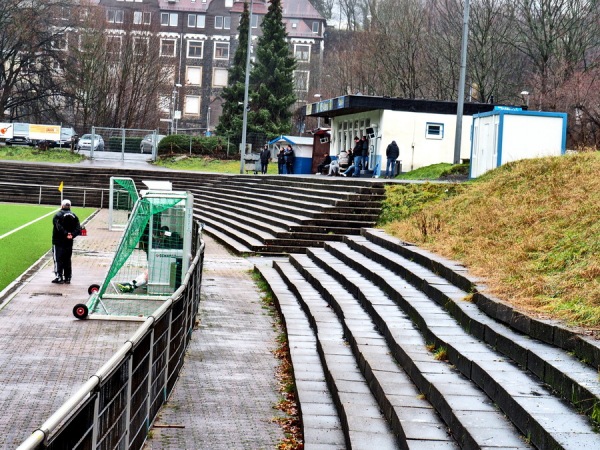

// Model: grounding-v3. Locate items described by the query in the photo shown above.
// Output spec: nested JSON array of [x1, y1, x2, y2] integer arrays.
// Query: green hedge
[[107, 136, 143, 153]]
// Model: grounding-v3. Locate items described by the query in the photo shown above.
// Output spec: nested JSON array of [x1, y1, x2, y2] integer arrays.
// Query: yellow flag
[[58, 181, 64, 193]]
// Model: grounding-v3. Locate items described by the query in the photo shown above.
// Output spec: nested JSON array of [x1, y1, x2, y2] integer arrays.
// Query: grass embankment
[[0, 204, 96, 291], [0, 145, 87, 163], [381, 152, 600, 329], [154, 155, 279, 174]]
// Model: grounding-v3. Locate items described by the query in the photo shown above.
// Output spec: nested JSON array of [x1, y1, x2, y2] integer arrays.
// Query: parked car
[[140, 134, 166, 154], [55, 127, 76, 148], [5, 136, 33, 146], [77, 134, 105, 152]]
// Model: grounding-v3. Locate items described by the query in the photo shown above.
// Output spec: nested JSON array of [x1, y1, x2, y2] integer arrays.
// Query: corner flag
[[58, 181, 64, 193]]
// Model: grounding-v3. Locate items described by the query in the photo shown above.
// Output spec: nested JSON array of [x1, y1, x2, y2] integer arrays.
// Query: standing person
[[352, 136, 363, 177], [284, 144, 295, 174], [260, 144, 271, 174], [385, 140, 400, 178], [52, 199, 81, 284], [277, 147, 285, 174], [361, 136, 369, 172]]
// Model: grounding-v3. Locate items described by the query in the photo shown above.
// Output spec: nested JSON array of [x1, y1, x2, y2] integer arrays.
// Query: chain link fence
[[83, 127, 161, 162]]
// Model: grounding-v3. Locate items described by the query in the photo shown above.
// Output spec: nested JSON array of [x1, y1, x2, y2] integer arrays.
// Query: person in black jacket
[[352, 137, 363, 177], [260, 144, 271, 174], [52, 199, 81, 284], [277, 148, 285, 174], [284, 144, 295, 174], [385, 140, 400, 178], [316, 154, 331, 174]]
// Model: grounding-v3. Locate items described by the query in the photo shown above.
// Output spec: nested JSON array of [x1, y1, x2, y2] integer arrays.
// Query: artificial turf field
[[0, 203, 96, 292]]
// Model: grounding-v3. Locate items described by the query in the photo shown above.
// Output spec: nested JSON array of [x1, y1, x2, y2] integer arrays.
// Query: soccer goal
[[74, 188, 196, 320], [108, 177, 140, 231]]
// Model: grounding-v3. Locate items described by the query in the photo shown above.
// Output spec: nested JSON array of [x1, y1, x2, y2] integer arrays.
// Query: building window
[[133, 36, 149, 55], [293, 70, 309, 91], [185, 95, 201, 116], [212, 68, 228, 87], [107, 36, 122, 55], [251, 15, 258, 28], [425, 123, 444, 139], [159, 95, 170, 113], [225, 0, 233, 6], [186, 66, 202, 85], [161, 12, 178, 26], [188, 14, 206, 28], [160, 39, 176, 57], [214, 42, 229, 60], [52, 34, 68, 51], [187, 40, 203, 58], [312, 21, 319, 33], [214, 16, 230, 30], [133, 11, 151, 25], [294, 44, 310, 62], [107, 9, 124, 24]]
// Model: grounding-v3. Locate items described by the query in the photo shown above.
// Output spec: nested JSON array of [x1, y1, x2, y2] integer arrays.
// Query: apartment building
[[96, 0, 326, 134]]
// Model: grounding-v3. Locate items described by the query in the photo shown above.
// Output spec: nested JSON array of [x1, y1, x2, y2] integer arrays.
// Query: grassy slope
[[383, 152, 600, 328], [0, 146, 87, 163]]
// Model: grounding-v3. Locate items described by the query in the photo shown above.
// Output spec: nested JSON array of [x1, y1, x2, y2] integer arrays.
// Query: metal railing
[[18, 221, 205, 450], [0, 182, 108, 208]]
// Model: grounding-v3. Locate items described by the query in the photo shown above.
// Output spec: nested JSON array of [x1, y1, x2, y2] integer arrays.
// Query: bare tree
[[367, 0, 430, 98], [0, 0, 78, 121], [59, 3, 170, 130], [511, 0, 600, 109]]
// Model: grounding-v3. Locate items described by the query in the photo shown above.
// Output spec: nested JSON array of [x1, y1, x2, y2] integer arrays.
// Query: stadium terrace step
[[259, 265, 347, 449], [0, 161, 386, 255], [256, 232, 600, 449], [272, 260, 405, 449]]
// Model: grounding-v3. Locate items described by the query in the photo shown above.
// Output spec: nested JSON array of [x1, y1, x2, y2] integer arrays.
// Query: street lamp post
[[240, 0, 254, 174], [314, 93, 321, 128], [520, 90, 530, 108], [207, 107, 211, 136], [171, 83, 182, 135], [453, 0, 470, 165]]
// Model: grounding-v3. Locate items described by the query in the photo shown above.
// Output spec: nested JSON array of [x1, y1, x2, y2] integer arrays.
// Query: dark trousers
[[53, 244, 73, 280], [261, 161, 268, 174], [278, 162, 284, 174], [286, 162, 294, 174]]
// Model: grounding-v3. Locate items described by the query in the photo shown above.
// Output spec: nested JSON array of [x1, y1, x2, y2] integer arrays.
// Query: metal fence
[[0, 182, 109, 209], [87, 127, 160, 162], [18, 221, 205, 450]]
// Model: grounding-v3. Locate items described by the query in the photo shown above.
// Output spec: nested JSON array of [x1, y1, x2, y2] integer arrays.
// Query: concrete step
[[272, 260, 403, 449], [315, 240, 600, 449], [259, 265, 347, 449], [352, 231, 600, 424], [291, 251, 527, 449]]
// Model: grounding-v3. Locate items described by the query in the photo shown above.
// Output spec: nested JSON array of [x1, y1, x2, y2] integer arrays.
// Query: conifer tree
[[248, 0, 297, 136], [215, 2, 250, 141]]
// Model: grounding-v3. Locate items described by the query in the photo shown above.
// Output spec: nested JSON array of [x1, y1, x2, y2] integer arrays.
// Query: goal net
[[108, 177, 140, 231]]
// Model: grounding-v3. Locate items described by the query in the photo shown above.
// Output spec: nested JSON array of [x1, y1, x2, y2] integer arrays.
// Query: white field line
[[0, 210, 57, 240]]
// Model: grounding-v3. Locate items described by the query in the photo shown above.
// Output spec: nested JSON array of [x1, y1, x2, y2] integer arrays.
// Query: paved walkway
[[145, 244, 283, 449], [0, 207, 283, 449]]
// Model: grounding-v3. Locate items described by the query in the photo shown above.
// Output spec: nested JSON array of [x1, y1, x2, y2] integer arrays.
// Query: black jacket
[[361, 139, 369, 156], [52, 209, 81, 246], [386, 141, 400, 160], [260, 148, 271, 163]]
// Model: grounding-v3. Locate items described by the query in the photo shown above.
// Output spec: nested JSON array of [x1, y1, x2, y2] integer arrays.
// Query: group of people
[[315, 136, 400, 179], [260, 136, 400, 178], [257, 144, 296, 175]]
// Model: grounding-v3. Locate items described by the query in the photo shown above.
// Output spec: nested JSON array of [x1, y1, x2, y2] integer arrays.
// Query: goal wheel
[[88, 284, 100, 295], [73, 304, 89, 320]]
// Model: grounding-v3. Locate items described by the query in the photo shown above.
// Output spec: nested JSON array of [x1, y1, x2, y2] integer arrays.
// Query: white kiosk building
[[306, 95, 501, 176]]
